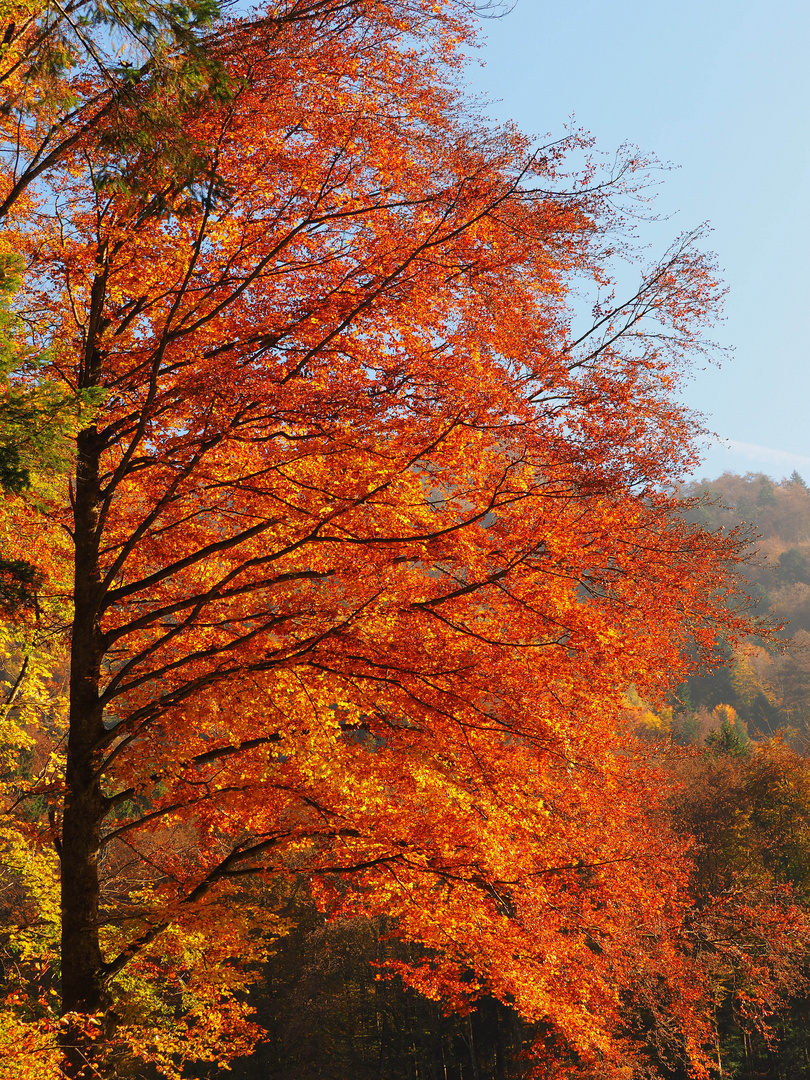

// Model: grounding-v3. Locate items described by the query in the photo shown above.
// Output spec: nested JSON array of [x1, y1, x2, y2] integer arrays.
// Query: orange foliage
[[0, 1, 774, 1076]]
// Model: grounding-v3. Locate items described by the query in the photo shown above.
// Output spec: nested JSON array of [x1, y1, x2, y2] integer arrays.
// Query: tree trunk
[[466, 1017, 480, 1080], [60, 424, 109, 1078]]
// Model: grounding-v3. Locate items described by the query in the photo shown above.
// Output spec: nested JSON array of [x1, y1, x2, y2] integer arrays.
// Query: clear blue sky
[[465, 0, 810, 482]]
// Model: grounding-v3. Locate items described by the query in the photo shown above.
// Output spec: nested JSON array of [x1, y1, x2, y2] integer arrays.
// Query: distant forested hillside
[[645, 471, 810, 747]]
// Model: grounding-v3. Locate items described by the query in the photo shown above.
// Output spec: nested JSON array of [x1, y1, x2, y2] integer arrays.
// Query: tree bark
[[60, 423, 109, 1078]]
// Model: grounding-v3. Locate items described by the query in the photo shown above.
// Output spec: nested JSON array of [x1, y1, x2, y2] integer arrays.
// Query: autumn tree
[[662, 737, 810, 1076], [0, 0, 765, 1076]]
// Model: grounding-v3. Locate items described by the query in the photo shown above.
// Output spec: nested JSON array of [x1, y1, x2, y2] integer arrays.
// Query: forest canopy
[[0, 2, 806, 1079]]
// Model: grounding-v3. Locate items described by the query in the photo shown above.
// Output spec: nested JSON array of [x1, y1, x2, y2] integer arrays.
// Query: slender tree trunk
[[466, 1017, 480, 1080], [60, 424, 109, 1078]]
